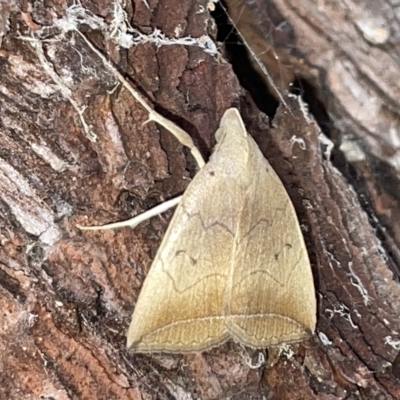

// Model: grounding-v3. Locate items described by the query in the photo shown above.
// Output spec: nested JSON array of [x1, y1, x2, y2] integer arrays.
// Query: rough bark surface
[[0, 0, 399, 399]]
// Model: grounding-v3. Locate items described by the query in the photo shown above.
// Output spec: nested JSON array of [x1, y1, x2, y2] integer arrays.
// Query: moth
[[126, 108, 316, 352], [80, 105, 316, 353], [76, 28, 315, 353]]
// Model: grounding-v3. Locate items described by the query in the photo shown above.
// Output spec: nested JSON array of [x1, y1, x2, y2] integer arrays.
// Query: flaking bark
[[1, 0, 399, 399]]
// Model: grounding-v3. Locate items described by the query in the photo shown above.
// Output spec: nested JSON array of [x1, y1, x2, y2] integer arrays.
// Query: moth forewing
[[225, 135, 316, 347], [127, 108, 316, 353]]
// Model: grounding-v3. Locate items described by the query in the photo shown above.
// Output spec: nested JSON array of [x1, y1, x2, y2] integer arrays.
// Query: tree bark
[[0, 0, 399, 399]]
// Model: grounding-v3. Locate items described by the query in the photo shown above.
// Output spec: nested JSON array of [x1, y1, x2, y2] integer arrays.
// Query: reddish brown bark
[[0, 0, 399, 399]]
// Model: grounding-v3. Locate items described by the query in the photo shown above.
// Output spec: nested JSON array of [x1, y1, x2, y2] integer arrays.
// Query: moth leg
[[75, 31, 203, 231], [143, 112, 205, 169], [74, 29, 205, 169], [77, 196, 182, 231]]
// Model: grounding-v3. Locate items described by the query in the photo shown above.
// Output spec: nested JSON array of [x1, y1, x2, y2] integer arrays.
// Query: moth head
[[215, 108, 249, 144], [213, 108, 253, 169]]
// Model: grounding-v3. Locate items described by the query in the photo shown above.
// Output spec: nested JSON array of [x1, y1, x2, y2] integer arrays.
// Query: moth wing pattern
[[127, 108, 316, 352]]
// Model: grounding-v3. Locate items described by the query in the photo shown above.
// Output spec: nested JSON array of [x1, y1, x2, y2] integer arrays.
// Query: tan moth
[[76, 31, 316, 353]]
